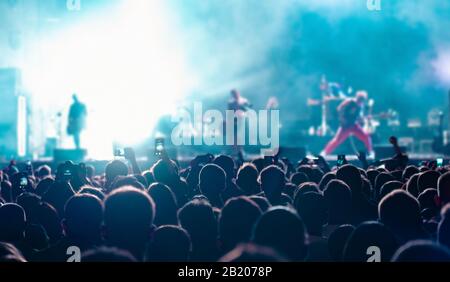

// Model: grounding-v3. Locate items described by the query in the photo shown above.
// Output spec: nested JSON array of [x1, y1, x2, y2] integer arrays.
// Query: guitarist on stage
[[322, 91, 373, 155]]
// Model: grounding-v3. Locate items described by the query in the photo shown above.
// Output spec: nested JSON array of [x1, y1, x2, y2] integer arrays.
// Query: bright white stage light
[[17, 95, 27, 157], [433, 49, 450, 87], [22, 0, 195, 159]]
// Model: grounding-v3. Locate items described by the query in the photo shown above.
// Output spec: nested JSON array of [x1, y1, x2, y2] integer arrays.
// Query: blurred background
[[0, 0, 450, 161]]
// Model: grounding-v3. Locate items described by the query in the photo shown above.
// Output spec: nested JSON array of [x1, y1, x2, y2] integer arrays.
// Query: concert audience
[[1, 144, 450, 263]]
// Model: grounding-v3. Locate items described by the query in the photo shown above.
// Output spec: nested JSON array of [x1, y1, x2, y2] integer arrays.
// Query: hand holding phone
[[25, 161, 33, 176], [337, 155, 347, 167], [437, 158, 444, 168], [314, 155, 329, 170], [299, 157, 310, 166], [57, 161, 75, 182], [19, 175, 28, 187], [155, 138, 165, 158]]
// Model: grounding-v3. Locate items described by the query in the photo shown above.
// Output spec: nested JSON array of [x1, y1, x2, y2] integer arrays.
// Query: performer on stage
[[227, 89, 252, 156], [322, 91, 373, 155], [308, 76, 349, 135], [67, 94, 87, 149], [228, 89, 252, 114]]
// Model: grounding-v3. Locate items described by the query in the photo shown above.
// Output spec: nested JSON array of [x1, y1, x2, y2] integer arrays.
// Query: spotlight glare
[[22, 0, 194, 160]]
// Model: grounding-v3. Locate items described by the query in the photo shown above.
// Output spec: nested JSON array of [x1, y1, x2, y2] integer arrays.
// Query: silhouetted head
[[25, 224, 49, 251], [105, 160, 128, 190], [36, 165, 51, 179], [33, 202, 63, 244], [290, 172, 310, 187], [392, 240, 450, 262], [0, 204, 26, 243], [295, 182, 320, 198], [402, 165, 419, 182], [248, 195, 271, 212], [16, 192, 41, 223], [142, 170, 155, 187], [296, 165, 313, 180], [308, 167, 325, 184], [147, 225, 191, 262], [151, 159, 179, 185], [42, 181, 76, 216], [406, 173, 420, 197], [0, 181, 12, 203], [328, 224, 355, 261], [214, 155, 236, 181], [343, 221, 398, 262], [418, 170, 440, 192], [417, 188, 438, 212], [252, 207, 307, 261], [379, 181, 403, 202], [147, 183, 178, 226], [133, 174, 148, 188], [104, 187, 155, 260], [259, 165, 286, 205], [336, 165, 362, 194], [323, 179, 352, 225], [110, 175, 145, 191], [199, 164, 226, 206], [64, 194, 103, 242], [251, 158, 265, 173], [219, 197, 262, 253], [294, 192, 326, 237], [374, 172, 395, 199], [85, 164, 95, 179], [318, 172, 336, 191], [438, 172, 450, 206], [438, 204, 450, 249], [236, 163, 260, 195], [178, 198, 218, 261], [366, 169, 380, 187], [35, 177, 54, 197], [361, 177, 372, 200], [379, 190, 423, 243], [283, 183, 297, 199], [78, 186, 105, 200]]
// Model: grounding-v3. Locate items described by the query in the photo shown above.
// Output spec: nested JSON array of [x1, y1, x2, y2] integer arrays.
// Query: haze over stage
[[3, 0, 450, 266], [1, 0, 450, 161]]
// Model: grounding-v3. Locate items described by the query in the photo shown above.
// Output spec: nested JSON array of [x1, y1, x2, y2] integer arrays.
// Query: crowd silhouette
[[1, 144, 450, 262]]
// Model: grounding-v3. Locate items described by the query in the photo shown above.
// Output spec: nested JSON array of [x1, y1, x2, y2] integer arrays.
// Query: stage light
[[433, 50, 450, 87], [22, 0, 195, 160]]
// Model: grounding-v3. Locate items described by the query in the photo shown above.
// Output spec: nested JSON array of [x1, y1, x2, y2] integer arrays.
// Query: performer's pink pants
[[324, 124, 372, 154]]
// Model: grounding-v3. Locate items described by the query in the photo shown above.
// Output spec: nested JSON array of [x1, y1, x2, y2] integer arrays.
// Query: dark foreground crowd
[[1, 147, 450, 262]]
